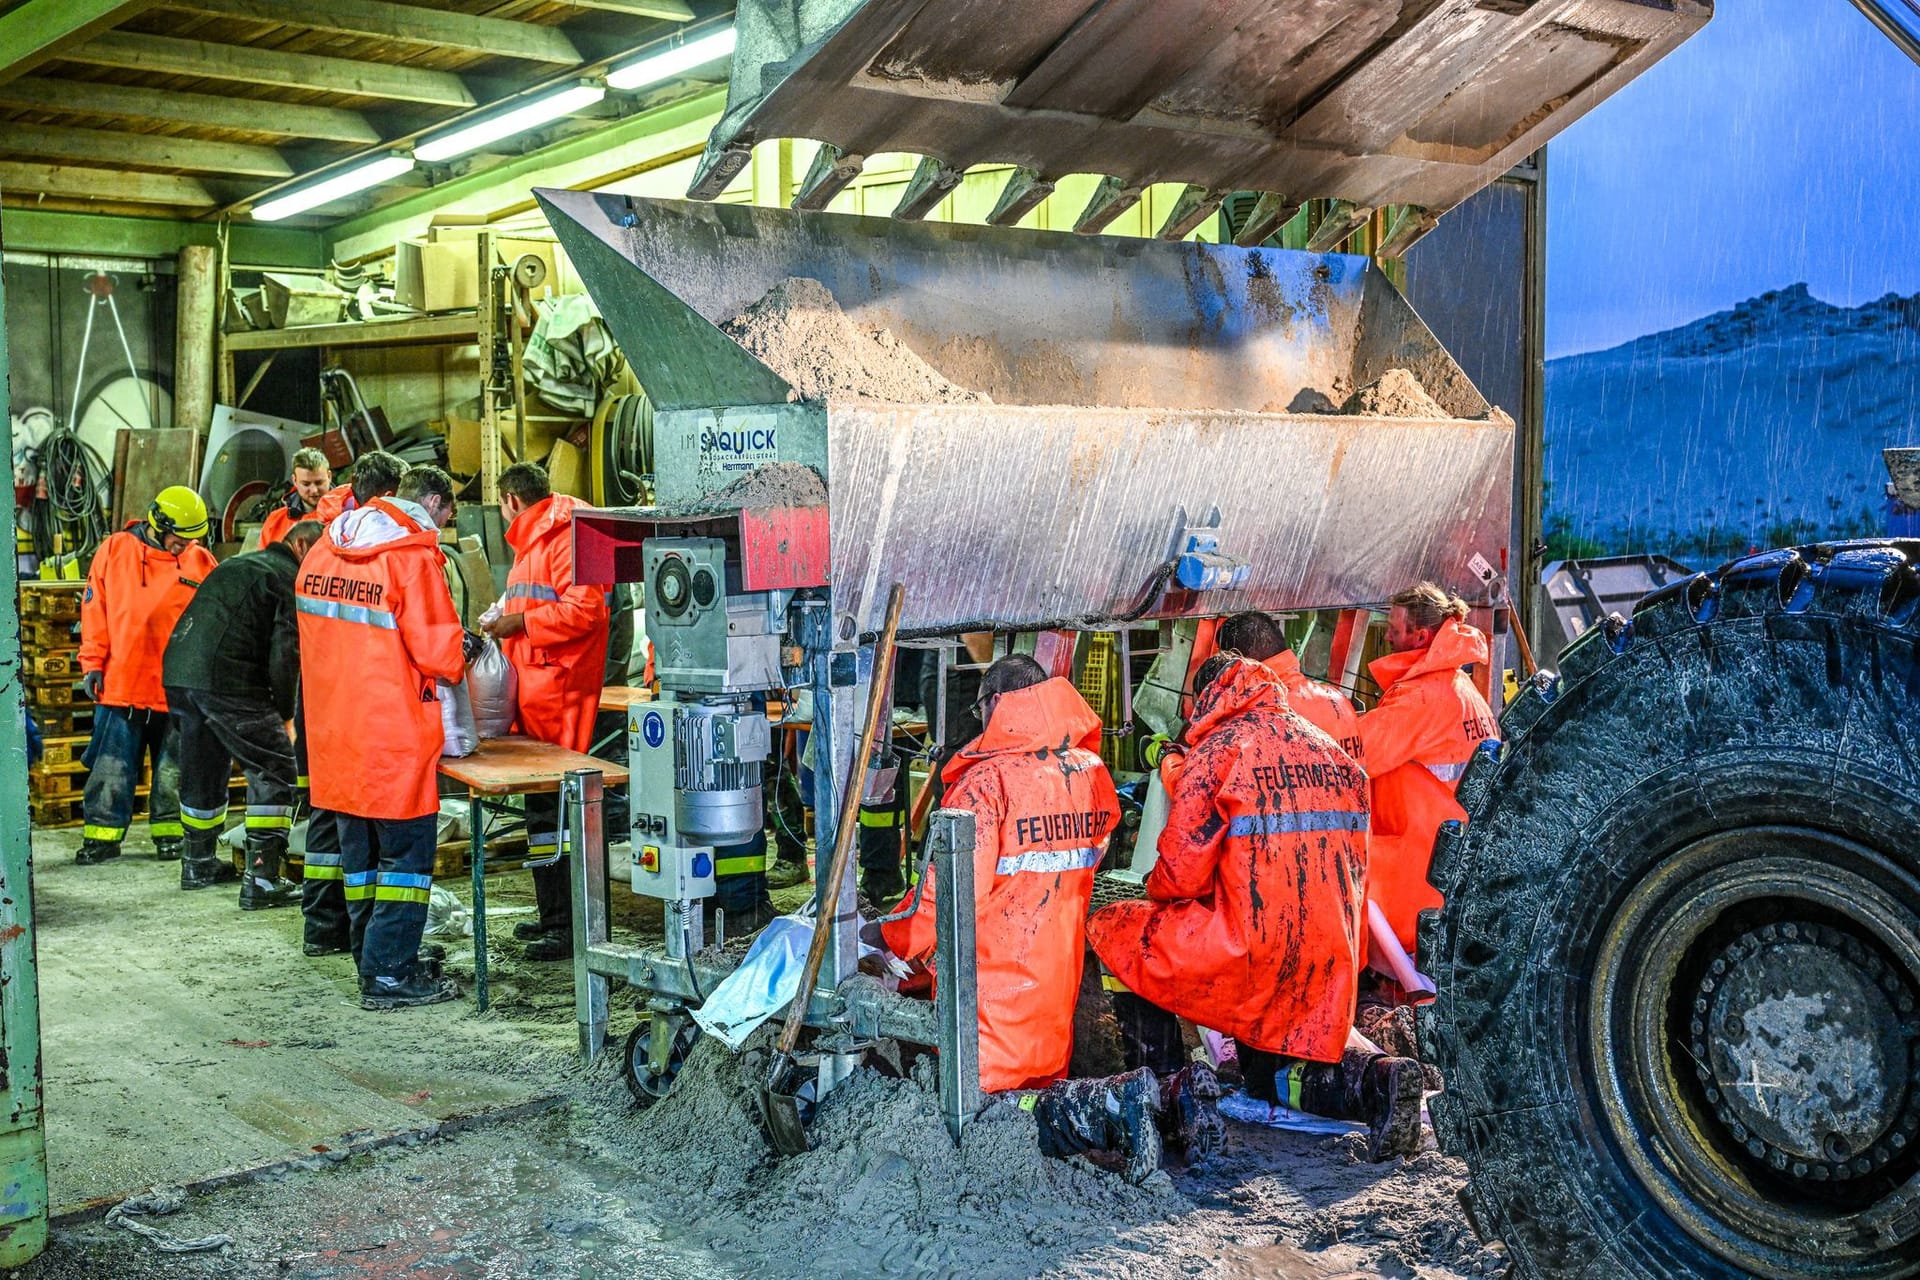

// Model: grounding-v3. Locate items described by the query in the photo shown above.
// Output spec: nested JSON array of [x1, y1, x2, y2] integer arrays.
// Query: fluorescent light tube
[[415, 83, 608, 164], [607, 27, 736, 91], [252, 154, 416, 222]]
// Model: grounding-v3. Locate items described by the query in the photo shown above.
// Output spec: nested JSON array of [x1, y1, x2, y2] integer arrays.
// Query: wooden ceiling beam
[[556, 0, 694, 20], [0, 0, 157, 86], [0, 123, 291, 178], [160, 0, 583, 66], [0, 160, 214, 206], [65, 31, 477, 107], [0, 77, 383, 143]]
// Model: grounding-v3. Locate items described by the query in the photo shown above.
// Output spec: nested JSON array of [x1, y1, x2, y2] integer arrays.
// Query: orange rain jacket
[[295, 498, 464, 820], [501, 494, 608, 754], [1089, 659, 1370, 1064], [881, 678, 1120, 1093], [79, 524, 217, 712], [1262, 649, 1364, 766], [1356, 620, 1499, 953], [259, 481, 349, 547]]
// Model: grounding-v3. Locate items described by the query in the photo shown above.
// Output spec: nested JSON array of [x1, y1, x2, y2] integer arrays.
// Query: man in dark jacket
[[162, 521, 323, 906]]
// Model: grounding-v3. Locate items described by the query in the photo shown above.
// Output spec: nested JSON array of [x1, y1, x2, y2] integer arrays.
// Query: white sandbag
[[467, 637, 518, 739], [439, 678, 478, 758]]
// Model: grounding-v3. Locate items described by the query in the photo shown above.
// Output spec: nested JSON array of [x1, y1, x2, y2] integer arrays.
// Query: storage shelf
[[223, 312, 479, 352]]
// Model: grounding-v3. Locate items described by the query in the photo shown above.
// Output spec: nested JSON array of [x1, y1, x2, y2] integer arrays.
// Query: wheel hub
[[1691, 922, 1920, 1183]]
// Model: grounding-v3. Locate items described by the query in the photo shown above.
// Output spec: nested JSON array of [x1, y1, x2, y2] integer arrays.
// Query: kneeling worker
[[296, 466, 464, 1009], [163, 519, 325, 902], [75, 486, 217, 865], [1212, 610, 1363, 765], [880, 655, 1162, 1183], [1088, 654, 1425, 1162]]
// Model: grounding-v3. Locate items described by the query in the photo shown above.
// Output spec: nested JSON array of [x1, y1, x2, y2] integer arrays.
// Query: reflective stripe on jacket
[[79, 524, 217, 712], [881, 678, 1119, 1093], [501, 494, 609, 754], [295, 499, 464, 819], [1089, 659, 1370, 1063], [1356, 620, 1499, 954]]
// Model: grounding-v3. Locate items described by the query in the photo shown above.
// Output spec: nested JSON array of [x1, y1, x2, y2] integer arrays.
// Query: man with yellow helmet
[[75, 486, 217, 867]]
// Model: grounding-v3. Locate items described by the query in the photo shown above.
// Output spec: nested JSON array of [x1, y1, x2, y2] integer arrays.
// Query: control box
[[628, 697, 719, 901]]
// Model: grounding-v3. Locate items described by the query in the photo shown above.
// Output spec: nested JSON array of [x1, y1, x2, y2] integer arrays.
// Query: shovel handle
[[776, 582, 906, 1058]]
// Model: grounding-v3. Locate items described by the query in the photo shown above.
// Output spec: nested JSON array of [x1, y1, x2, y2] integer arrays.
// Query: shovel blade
[[761, 1057, 813, 1155]]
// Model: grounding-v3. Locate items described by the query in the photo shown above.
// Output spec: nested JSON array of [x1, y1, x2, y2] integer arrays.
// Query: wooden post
[[174, 243, 217, 433], [477, 230, 503, 505]]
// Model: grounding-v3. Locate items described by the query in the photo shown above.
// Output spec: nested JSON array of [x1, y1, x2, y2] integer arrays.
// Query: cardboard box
[[394, 238, 479, 313], [545, 437, 587, 499], [425, 223, 558, 295]]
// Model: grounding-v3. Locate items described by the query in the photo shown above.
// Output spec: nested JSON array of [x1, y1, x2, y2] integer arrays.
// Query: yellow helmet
[[149, 485, 210, 542]]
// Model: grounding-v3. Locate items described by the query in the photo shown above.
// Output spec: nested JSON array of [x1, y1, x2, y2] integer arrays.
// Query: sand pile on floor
[[720, 277, 988, 405], [596, 1034, 1184, 1278], [1339, 368, 1449, 418]]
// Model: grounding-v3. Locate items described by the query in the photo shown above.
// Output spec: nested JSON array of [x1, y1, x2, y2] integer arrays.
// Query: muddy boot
[[1033, 1066, 1163, 1185], [239, 875, 301, 910], [180, 845, 239, 890], [75, 839, 122, 866], [767, 859, 811, 890], [152, 837, 183, 862], [1356, 1001, 1444, 1091], [1160, 1062, 1227, 1163], [1360, 1056, 1427, 1162], [360, 969, 456, 1011], [512, 920, 553, 941], [523, 932, 574, 962]]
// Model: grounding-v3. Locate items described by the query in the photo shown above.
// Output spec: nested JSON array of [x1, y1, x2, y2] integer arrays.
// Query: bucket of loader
[[686, 0, 1710, 250]]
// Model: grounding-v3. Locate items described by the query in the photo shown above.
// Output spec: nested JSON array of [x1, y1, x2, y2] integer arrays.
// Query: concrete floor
[[29, 823, 584, 1211]]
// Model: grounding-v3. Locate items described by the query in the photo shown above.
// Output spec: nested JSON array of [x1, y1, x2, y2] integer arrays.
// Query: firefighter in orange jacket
[[296, 466, 464, 1010], [1357, 583, 1499, 960], [479, 462, 610, 961], [880, 657, 1162, 1183], [1213, 611, 1364, 764], [1089, 655, 1425, 1162], [75, 487, 217, 866], [292, 450, 406, 957], [257, 447, 335, 548]]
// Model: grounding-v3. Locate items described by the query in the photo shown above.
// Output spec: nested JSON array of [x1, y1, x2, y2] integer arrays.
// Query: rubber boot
[[238, 844, 300, 910], [767, 858, 811, 890], [152, 838, 183, 862], [523, 932, 574, 962], [1359, 1055, 1427, 1162], [75, 839, 122, 866], [1356, 1000, 1443, 1091], [1160, 1062, 1227, 1163], [513, 920, 554, 941], [180, 834, 239, 890], [1032, 1066, 1163, 1185], [360, 968, 456, 1011]]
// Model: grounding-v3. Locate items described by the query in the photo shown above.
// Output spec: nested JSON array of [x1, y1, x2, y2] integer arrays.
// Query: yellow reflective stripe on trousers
[[714, 853, 766, 877], [83, 824, 126, 842], [343, 872, 376, 901], [1100, 974, 1133, 994], [858, 808, 900, 828], [303, 864, 344, 881], [374, 886, 432, 904], [245, 815, 294, 830], [148, 821, 184, 838]]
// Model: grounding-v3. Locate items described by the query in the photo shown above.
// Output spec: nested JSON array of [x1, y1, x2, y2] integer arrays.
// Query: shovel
[[761, 581, 906, 1154]]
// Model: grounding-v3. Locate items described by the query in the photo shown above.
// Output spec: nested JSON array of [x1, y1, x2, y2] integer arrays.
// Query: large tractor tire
[[1421, 540, 1920, 1280]]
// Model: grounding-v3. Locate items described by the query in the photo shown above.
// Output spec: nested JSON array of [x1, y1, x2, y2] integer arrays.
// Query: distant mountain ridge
[[1545, 283, 1920, 561]]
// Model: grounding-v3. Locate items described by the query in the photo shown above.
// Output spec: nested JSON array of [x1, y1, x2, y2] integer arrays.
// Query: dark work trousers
[[81, 704, 182, 847], [167, 686, 296, 879], [857, 783, 907, 899], [338, 813, 437, 985], [712, 830, 769, 919], [528, 792, 570, 935], [293, 704, 348, 946]]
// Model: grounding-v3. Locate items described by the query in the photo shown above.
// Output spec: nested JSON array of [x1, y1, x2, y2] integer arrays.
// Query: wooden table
[[598, 685, 653, 713], [439, 736, 628, 1012]]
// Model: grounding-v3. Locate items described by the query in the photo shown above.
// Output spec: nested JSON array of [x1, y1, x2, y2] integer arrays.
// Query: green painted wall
[[0, 209, 52, 1269], [2, 209, 324, 268]]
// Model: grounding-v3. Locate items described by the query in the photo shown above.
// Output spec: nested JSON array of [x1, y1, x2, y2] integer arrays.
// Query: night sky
[[1547, 0, 1920, 358]]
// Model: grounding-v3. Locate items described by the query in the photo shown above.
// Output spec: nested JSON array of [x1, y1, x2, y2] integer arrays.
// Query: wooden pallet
[[29, 762, 83, 797], [21, 620, 79, 649], [19, 584, 84, 621], [38, 734, 87, 767], [432, 833, 528, 879], [31, 707, 93, 736], [30, 797, 81, 828], [28, 684, 75, 708], [29, 652, 77, 678]]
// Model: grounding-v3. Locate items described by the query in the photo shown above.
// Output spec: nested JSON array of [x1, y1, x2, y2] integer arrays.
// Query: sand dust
[[1338, 369, 1449, 418], [721, 277, 989, 405], [714, 459, 828, 511]]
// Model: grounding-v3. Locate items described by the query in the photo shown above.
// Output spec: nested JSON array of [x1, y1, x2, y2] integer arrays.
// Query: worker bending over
[[1089, 655, 1425, 1162], [259, 447, 337, 547], [881, 656, 1162, 1182], [1213, 611, 1363, 764], [1358, 583, 1498, 970], [480, 462, 609, 962], [75, 486, 217, 867], [297, 451, 404, 957], [162, 521, 323, 902], [297, 466, 464, 1010]]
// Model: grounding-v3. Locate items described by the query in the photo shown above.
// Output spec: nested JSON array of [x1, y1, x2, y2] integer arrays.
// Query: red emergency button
[[639, 846, 661, 873]]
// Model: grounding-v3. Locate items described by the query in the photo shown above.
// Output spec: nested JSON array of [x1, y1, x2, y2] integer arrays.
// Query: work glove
[[1142, 733, 1181, 770], [82, 670, 104, 702], [461, 629, 486, 664]]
